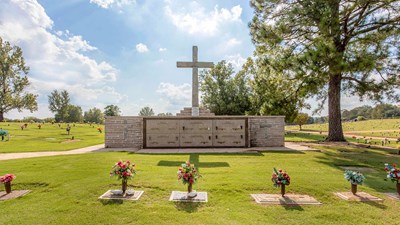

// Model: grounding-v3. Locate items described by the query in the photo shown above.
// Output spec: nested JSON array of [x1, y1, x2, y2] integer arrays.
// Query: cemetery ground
[[0, 122, 104, 153], [286, 118, 400, 149], [1, 145, 400, 225]]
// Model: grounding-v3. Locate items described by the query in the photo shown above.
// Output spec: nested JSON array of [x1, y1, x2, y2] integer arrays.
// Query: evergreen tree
[[250, 0, 400, 141]]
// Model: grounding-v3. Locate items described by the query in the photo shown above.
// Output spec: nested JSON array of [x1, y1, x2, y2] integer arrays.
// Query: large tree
[[200, 60, 251, 115], [138, 107, 155, 116], [250, 0, 400, 141], [84, 107, 104, 124], [242, 58, 309, 122], [48, 90, 70, 122], [0, 37, 38, 121], [66, 105, 83, 123], [104, 104, 121, 116]]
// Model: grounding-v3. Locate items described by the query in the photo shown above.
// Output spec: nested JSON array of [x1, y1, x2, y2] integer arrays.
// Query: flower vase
[[281, 184, 286, 197], [397, 182, 400, 195], [122, 180, 128, 194], [188, 183, 193, 193], [4, 182, 11, 194], [187, 183, 197, 198], [351, 184, 357, 195]]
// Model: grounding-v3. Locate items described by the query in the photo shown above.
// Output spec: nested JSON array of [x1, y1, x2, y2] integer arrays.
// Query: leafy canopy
[[249, 0, 400, 140], [200, 60, 251, 115], [0, 37, 37, 121]]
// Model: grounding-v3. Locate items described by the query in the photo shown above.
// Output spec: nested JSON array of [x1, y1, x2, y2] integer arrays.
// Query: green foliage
[[84, 107, 104, 124], [249, 0, 400, 140], [48, 90, 70, 122], [65, 105, 83, 123], [294, 113, 310, 130], [157, 112, 173, 116], [243, 58, 307, 122], [0, 37, 38, 121], [104, 104, 121, 116], [356, 116, 365, 121], [138, 106, 154, 116], [342, 104, 400, 120], [344, 170, 365, 185], [200, 61, 251, 115]]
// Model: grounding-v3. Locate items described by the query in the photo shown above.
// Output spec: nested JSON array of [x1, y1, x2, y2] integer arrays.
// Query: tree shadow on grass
[[362, 200, 387, 209], [261, 150, 305, 154], [313, 145, 396, 193], [99, 199, 124, 205], [157, 154, 231, 170], [14, 182, 49, 189], [173, 202, 203, 213], [280, 203, 304, 211]]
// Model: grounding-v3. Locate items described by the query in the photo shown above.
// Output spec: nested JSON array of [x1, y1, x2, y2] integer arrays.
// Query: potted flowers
[[0, 174, 16, 194], [177, 161, 201, 198], [271, 168, 290, 197], [384, 163, 400, 195], [110, 160, 136, 194], [344, 170, 365, 194]]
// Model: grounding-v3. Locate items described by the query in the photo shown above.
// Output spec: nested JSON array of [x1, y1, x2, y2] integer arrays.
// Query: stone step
[[176, 107, 215, 116]]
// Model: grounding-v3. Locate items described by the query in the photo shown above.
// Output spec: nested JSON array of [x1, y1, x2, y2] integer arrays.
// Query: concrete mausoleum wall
[[248, 116, 285, 147], [105, 117, 143, 149], [105, 116, 285, 148]]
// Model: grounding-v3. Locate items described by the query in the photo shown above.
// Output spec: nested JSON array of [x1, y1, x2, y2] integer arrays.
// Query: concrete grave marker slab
[[98, 190, 144, 201], [0, 190, 31, 201], [334, 192, 383, 202], [251, 194, 321, 205], [384, 193, 400, 200], [169, 191, 208, 202]]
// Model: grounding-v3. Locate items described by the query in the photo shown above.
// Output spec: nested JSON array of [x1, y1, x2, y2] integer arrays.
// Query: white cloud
[[165, 3, 242, 36], [90, 0, 136, 9], [226, 38, 241, 48], [0, 0, 122, 118], [159, 47, 167, 52], [136, 43, 149, 53], [224, 54, 246, 72], [61, 35, 97, 52], [156, 82, 191, 110]]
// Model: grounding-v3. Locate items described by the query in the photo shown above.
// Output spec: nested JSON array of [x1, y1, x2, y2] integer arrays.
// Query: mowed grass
[[285, 132, 400, 150], [0, 122, 104, 153], [0, 148, 399, 225], [286, 118, 400, 132]]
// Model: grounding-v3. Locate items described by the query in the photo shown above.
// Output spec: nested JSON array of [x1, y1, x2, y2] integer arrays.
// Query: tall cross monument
[[177, 46, 214, 116]]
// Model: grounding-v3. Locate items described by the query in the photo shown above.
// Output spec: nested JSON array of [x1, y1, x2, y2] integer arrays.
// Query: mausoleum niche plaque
[[144, 118, 247, 148]]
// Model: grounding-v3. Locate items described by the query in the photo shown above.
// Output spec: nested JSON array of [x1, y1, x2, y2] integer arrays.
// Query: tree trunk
[[0, 112, 4, 122], [326, 74, 346, 142]]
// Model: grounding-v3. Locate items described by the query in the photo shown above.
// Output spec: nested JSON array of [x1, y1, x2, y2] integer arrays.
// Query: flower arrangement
[[0, 174, 16, 183], [344, 170, 365, 185], [177, 161, 201, 185], [110, 160, 136, 181], [271, 168, 290, 187], [384, 163, 399, 183]]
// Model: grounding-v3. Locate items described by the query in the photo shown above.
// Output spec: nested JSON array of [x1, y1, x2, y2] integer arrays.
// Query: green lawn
[[0, 122, 104, 153], [285, 132, 400, 150], [1, 147, 399, 225], [287, 118, 400, 132]]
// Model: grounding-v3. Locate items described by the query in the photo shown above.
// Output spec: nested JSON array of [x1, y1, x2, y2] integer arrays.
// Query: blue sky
[[1, 0, 366, 118]]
